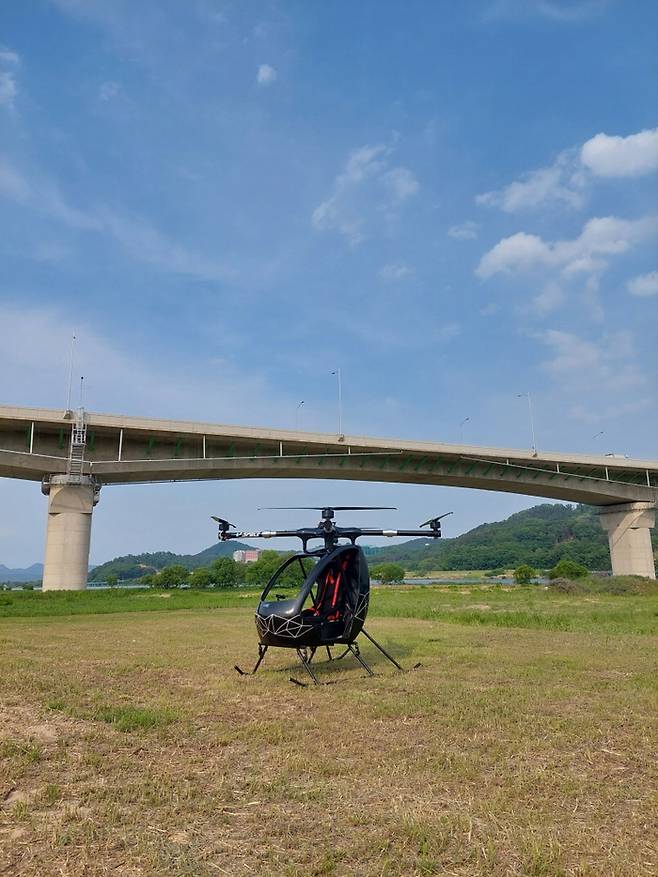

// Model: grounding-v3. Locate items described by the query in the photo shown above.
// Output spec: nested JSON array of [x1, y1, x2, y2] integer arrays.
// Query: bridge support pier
[[41, 476, 100, 591], [598, 502, 655, 579]]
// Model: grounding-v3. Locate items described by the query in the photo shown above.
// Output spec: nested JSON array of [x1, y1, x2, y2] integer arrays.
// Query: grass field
[[1, 585, 656, 876]]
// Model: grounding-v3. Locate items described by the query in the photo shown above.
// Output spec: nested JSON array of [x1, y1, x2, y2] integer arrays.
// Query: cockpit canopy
[[256, 545, 370, 646]]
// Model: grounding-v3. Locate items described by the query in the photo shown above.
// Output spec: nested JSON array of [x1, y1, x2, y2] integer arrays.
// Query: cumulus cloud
[[256, 64, 277, 85], [538, 328, 643, 397], [477, 215, 658, 279], [581, 128, 658, 177], [477, 127, 658, 214], [477, 215, 658, 321], [476, 151, 585, 212], [378, 263, 414, 282], [448, 220, 479, 240], [312, 144, 419, 245], [627, 270, 658, 297]]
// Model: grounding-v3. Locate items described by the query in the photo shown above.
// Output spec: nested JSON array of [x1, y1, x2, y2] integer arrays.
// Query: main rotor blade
[[258, 506, 397, 511]]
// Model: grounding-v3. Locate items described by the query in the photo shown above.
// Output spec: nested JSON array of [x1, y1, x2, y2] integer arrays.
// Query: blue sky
[[1, 0, 657, 566]]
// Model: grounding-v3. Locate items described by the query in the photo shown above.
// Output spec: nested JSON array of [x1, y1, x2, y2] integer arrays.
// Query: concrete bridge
[[1, 404, 656, 588]]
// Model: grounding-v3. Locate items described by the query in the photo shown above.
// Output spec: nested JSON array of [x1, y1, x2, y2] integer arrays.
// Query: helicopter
[[212, 506, 452, 685]]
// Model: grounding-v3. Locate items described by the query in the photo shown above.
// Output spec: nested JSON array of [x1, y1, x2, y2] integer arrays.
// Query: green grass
[[1, 578, 656, 636], [370, 580, 658, 636], [0, 586, 256, 617], [47, 700, 178, 732]]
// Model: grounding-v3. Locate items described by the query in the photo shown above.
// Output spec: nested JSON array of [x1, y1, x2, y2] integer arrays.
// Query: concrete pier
[[599, 502, 656, 579], [42, 476, 100, 591]]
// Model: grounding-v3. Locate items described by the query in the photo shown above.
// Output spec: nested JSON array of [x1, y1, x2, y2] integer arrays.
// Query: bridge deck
[[1, 405, 656, 506]]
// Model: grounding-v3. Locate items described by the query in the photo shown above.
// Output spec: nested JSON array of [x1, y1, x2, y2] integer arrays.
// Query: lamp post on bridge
[[459, 416, 470, 443], [517, 392, 537, 455], [331, 369, 343, 437], [295, 400, 304, 430]]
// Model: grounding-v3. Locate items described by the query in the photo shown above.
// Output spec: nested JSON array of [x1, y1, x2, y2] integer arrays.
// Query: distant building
[[233, 549, 261, 564]]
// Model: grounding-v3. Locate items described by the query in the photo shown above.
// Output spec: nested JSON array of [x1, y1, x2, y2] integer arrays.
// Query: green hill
[[86, 503, 657, 582], [368, 504, 635, 572], [89, 540, 252, 582]]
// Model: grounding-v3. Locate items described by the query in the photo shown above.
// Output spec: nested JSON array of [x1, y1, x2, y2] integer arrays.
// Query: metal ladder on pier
[[67, 409, 87, 478]]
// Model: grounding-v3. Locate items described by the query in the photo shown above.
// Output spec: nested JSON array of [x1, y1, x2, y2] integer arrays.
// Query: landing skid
[[234, 644, 268, 676], [234, 629, 418, 686]]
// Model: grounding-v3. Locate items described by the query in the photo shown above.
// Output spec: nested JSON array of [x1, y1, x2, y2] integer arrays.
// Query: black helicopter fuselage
[[215, 506, 450, 682], [255, 543, 370, 649]]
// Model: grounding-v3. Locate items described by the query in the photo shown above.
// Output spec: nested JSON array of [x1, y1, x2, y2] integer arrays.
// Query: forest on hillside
[[371, 504, 630, 571]]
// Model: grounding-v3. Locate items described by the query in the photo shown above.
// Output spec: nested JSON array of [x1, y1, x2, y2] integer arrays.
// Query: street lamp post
[[517, 392, 537, 454], [331, 369, 343, 436], [65, 333, 76, 414], [459, 416, 470, 443], [295, 400, 304, 430]]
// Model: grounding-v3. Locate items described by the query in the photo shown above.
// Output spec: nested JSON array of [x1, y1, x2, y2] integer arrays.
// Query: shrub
[[189, 567, 214, 589], [370, 562, 406, 584], [549, 559, 588, 580], [513, 564, 536, 585], [155, 565, 190, 588], [210, 557, 245, 589]]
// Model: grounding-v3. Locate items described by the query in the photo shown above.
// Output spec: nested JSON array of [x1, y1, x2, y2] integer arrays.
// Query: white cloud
[[256, 64, 277, 85], [436, 322, 461, 341], [0, 155, 233, 280], [0, 157, 31, 201], [477, 127, 658, 214], [0, 47, 20, 66], [581, 128, 658, 177], [485, 1, 610, 22], [531, 281, 565, 315], [382, 167, 419, 200], [539, 328, 643, 397], [98, 208, 234, 281], [0, 303, 279, 425], [0, 71, 17, 108], [312, 144, 420, 245], [477, 231, 551, 277], [477, 215, 658, 279], [476, 151, 584, 212], [378, 263, 414, 282], [98, 80, 120, 101], [627, 270, 658, 297], [0, 45, 19, 109], [448, 220, 479, 240]]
